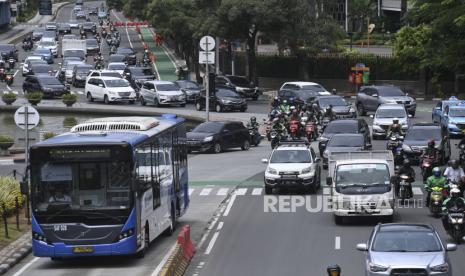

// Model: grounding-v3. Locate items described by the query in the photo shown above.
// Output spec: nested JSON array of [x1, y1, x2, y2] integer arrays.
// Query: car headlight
[[372, 124, 382, 130], [203, 136, 214, 142], [235, 87, 244, 92], [159, 95, 168, 99], [267, 167, 278, 175], [401, 124, 408, 129], [222, 99, 232, 104], [369, 263, 389, 272], [301, 166, 314, 175], [349, 107, 355, 113], [109, 91, 116, 95], [430, 263, 449, 272], [402, 144, 412, 152]]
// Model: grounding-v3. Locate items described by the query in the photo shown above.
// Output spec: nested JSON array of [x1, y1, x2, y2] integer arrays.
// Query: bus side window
[[151, 139, 161, 209]]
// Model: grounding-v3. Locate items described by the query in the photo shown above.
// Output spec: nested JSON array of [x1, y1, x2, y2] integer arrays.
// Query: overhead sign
[[199, 51, 215, 64], [199, 36, 215, 51], [14, 105, 40, 130]]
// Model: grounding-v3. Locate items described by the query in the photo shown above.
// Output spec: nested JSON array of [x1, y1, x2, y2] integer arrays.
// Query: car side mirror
[[326, 176, 332, 186], [356, 243, 368, 251], [446, 243, 457, 251], [369, 115, 374, 118], [408, 114, 412, 118], [261, 158, 268, 164], [314, 157, 320, 162]]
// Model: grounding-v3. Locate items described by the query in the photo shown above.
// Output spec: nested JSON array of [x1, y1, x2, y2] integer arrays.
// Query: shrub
[[26, 92, 43, 100], [63, 117, 78, 128], [0, 135, 14, 143], [62, 93, 77, 101], [2, 92, 16, 100], [0, 176, 24, 214], [42, 132, 57, 140]]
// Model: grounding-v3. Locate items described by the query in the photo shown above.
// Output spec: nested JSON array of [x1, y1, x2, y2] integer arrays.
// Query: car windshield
[[193, 122, 224, 133], [101, 72, 122, 78], [325, 123, 357, 134], [301, 84, 325, 91], [376, 108, 407, 118], [64, 50, 85, 57], [405, 128, 441, 141], [270, 150, 311, 163], [86, 39, 98, 46], [378, 87, 405, 97], [177, 81, 200, 89], [33, 66, 51, 73], [449, 109, 465, 117], [33, 30, 44, 35], [39, 77, 61, 85], [76, 66, 92, 73], [216, 89, 239, 98], [297, 90, 319, 99], [34, 49, 50, 55], [63, 35, 77, 39], [105, 79, 130, 87], [40, 41, 55, 47], [328, 136, 363, 147], [117, 48, 134, 55], [372, 230, 442, 252], [156, 84, 178, 91], [109, 55, 124, 62], [131, 68, 153, 76], [66, 63, 81, 70], [227, 76, 250, 86], [319, 97, 346, 107], [108, 64, 126, 70], [336, 164, 390, 186]]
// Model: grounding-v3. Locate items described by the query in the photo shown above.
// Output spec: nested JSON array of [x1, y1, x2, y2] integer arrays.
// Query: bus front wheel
[[164, 204, 177, 236], [136, 225, 149, 258]]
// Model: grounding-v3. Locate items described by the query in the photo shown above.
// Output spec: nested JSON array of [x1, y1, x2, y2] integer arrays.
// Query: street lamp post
[[348, 32, 354, 50]]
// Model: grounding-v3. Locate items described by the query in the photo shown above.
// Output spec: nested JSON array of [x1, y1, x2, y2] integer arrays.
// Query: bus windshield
[[31, 146, 133, 223]]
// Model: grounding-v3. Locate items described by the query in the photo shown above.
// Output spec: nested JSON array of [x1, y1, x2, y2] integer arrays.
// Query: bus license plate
[[73, 246, 94, 253]]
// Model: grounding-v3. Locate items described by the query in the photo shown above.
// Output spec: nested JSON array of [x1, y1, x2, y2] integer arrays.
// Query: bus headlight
[[33, 232, 48, 243], [119, 228, 134, 240]]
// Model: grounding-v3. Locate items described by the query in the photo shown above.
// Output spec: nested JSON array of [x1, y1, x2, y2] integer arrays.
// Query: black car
[[72, 64, 93, 87], [278, 89, 320, 107], [82, 22, 97, 34], [88, 6, 98, 15], [322, 133, 371, 168], [27, 64, 54, 76], [108, 54, 126, 63], [175, 80, 203, 103], [0, 44, 18, 61], [123, 67, 156, 90], [63, 49, 86, 61], [23, 75, 69, 97], [195, 88, 247, 112], [32, 28, 45, 41], [215, 75, 260, 100], [187, 121, 251, 153], [58, 23, 71, 34], [318, 119, 371, 156], [313, 95, 357, 118], [85, 38, 100, 54], [116, 47, 137, 65], [402, 123, 451, 164]]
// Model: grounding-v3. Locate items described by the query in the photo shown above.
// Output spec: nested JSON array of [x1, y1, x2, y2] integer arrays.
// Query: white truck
[[61, 39, 87, 59], [326, 151, 395, 224]]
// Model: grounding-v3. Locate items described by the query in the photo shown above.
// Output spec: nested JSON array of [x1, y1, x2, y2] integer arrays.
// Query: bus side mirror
[[326, 176, 332, 186], [20, 180, 29, 195]]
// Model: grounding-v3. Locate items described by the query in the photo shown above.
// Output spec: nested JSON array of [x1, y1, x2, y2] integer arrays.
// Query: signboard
[[199, 36, 215, 51], [14, 105, 40, 130], [199, 51, 215, 64]]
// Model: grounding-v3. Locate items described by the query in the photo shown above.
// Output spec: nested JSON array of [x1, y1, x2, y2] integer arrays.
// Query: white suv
[[85, 77, 136, 104], [262, 142, 321, 194], [371, 104, 410, 139], [139, 80, 186, 107]]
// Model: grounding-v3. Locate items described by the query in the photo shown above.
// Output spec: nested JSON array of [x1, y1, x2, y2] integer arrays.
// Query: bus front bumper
[[32, 235, 138, 257]]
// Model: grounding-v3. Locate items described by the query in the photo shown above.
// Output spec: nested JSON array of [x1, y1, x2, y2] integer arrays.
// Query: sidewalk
[[0, 2, 70, 44]]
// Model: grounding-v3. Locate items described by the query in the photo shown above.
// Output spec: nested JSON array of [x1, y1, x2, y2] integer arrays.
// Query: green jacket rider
[[425, 167, 448, 207]]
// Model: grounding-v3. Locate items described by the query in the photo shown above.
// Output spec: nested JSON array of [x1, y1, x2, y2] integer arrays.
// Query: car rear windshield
[[376, 108, 407, 118], [319, 97, 346, 107], [377, 87, 405, 97], [372, 230, 442, 252], [76, 66, 92, 73], [301, 84, 325, 91], [39, 77, 61, 85], [86, 39, 98, 46], [325, 122, 357, 134], [108, 64, 126, 70], [33, 65, 51, 73], [193, 122, 224, 133], [405, 128, 441, 141], [216, 89, 239, 98], [177, 81, 200, 89], [117, 48, 134, 55], [156, 84, 178, 91], [270, 150, 311, 163], [227, 76, 250, 86], [328, 136, 363, 147], [39, 41, 55, 47], [131, 68, 153, 76], [101, 72, 122, 78], [105, 79, 130, 87], [0, 45, 14, 52]]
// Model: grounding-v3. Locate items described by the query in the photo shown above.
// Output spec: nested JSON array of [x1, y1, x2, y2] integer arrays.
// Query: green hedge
[[0, 177, 24, 214]]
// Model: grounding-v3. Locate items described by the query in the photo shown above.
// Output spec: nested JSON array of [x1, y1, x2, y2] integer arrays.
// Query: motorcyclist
[[279, 100, 290, 115], [421, 139, 439, 164], [395, 159, 415, 197], [386, 118, 403, 138], [289, 107, 300, 121], [247, 116, 260, 130], [271, 96, 280, 109], [272, 117, 287, 136], [425, 167, 448, 207], [441, 187, 465, 231], [444, 159, 465, 194], [323, 104, 336, 121]]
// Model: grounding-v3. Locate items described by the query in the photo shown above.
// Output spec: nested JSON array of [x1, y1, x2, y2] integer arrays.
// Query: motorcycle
[[0, 68, 5, 82], [429, 186, 447, 217], [22, 41, 32, 51], [143, 57, 151, 67], [110, 45, 117, 55], [304, 118, 317, 141], [7, 58, 15, 69], [94, 61, 105, 70], [289, 119, 300, 139], [320, 117, 331, 133], [263, 119, 272, 141], [421, 154, 436, 183], [387, 135, 404, 166], [248, 127, 263, 147], [398, 174, 412, 204], [446, 208, 465, 243], [102, 29, 107, 38], [459, 143, 465, 168], [4, 73, 14, 86]]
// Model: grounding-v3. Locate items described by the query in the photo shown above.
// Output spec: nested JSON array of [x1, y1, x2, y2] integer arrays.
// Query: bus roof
[[34, 116, 185, 147]]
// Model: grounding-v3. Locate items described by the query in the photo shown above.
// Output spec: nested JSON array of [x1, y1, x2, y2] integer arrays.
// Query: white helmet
[[451, 188, 461, 198]]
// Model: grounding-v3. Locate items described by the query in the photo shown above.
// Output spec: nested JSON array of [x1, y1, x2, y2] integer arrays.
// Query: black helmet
[[251, 116, 256, 123], [427, 139, 435, 148], [403, 159, 410, 167], [393, 118, 399, 124], [451, 159, 459, 169]]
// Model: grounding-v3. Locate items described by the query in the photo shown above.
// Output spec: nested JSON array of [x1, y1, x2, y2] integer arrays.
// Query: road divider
[[160, 225, 196, 276]]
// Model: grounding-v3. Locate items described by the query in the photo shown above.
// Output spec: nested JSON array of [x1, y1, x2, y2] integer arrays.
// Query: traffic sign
[[14, 105, 40, 130], [368, 24, 375, 34], [199, 51, 215, 64], [199, 36, 215, 51]]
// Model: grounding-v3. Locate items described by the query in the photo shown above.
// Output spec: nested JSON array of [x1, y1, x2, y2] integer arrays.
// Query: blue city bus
[[29, 116, 189, 258], [38, 0, 53, 16]]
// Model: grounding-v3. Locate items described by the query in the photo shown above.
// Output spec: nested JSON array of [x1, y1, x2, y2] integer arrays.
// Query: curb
[[160, 225, 196, 276], [0, 246, 31, 275], [0, 233, 32, 276]]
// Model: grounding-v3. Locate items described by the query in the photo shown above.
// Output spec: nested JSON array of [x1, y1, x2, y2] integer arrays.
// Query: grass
[[0, 209, 30, 249]]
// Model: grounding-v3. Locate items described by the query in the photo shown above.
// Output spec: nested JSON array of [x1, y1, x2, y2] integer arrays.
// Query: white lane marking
[[6, 85, 11, 91], [204, 231, 220, 255], [125, 25, 133, 49], [200, 188, 212, 196], [150, 243, 178, 276], [335, 236, 341, 250], [112, 10, 123, 22], [323, 187, 331, 195], [223, 193, 237, 217], [147, 28, 178, 68], [207, 216, 219, 231], [13, 70, 19, 77], [252, 188, 263, 195], [236, 188, 247, 195], [77, 91, 84, 95], [216, 221, 224, 230], [217, 188, 229, 196], [412, 187, 423, 196], [0, 160, 14, 165], [188, 188, 194, 196], [11, 257, 39, 276]]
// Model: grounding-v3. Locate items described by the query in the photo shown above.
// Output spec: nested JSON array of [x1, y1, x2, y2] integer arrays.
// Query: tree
[[123, 0, 148, 20], [393, 24, 431, 76], [348, 0, 377, 32]]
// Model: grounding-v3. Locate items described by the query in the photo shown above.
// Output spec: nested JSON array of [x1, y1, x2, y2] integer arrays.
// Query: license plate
[[73, 246, 94, 253]]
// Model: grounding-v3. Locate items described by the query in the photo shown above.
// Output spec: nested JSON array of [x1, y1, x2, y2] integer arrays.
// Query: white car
[[86, 70, 123, 83], [22, 56, 45, 76], [64, 61, 85, 83], [85, 76, 136, 104], [37, 39, 58, 57], [279, 81, 331, 95], [68, 20, 80, 29], [262, 142, 321, 194], [107, 62, 126, 75], [139, 80, 186, 107], [371, 104, 410, 139]]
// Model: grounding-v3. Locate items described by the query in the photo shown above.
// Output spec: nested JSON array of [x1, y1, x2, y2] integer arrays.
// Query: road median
[[160, 225, 196, 276]]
